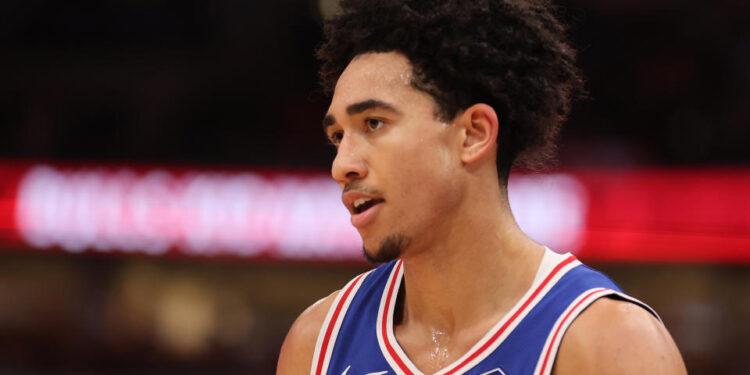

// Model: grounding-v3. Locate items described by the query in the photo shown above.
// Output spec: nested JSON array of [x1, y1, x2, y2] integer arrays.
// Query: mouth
[[343, 192, 386, 229], [352, 197, 385, 214]]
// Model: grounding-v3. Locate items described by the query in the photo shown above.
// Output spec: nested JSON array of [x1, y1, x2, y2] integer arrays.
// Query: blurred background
[[0, 0, 749, 373]]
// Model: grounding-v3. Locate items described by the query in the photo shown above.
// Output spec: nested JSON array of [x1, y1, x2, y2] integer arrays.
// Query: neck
[[397, 183, 544, 337]]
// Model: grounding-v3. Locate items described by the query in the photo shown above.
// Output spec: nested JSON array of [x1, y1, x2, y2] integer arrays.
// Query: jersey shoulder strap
[[478, 256, 660, 375], [529, 263, 660, 375], [464, 250, 660, 375]]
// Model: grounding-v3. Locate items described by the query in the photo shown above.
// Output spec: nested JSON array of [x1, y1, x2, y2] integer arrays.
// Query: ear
[[458, 103, 499, 164]]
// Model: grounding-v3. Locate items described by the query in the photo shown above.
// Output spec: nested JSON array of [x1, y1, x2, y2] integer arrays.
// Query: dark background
[[0, 0, 748, 374], [2, 0, 748, 168]]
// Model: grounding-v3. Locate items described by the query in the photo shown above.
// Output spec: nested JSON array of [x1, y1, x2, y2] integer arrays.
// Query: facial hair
[[363, 233, 410, 264]]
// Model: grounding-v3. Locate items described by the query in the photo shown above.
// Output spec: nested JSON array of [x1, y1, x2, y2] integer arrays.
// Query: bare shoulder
[[277, 290, 341, 375], [553, 297, 687, 375]]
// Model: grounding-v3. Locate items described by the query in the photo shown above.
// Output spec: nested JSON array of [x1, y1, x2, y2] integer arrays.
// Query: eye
[[365, 118, 385, 132], [328, 130, 344, 146]]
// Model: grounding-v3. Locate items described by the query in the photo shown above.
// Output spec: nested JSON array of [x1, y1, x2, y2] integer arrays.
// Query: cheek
[[387, 140, 459, 214]]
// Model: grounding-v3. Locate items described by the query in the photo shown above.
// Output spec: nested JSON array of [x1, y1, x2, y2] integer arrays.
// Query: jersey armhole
[[532, 288, 661, 375]]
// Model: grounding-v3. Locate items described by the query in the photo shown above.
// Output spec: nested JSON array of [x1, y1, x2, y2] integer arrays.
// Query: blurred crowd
[[1, 0, 748, 168]]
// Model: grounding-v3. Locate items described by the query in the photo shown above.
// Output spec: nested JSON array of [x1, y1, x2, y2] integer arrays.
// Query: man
[[279, 0, 687, 374]]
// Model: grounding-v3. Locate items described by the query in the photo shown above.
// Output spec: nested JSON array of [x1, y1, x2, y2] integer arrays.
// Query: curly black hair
[[317, 0, 584, 182]]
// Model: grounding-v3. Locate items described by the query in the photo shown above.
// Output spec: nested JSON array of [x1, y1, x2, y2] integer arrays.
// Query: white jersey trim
[[375, 260, 418, 375]]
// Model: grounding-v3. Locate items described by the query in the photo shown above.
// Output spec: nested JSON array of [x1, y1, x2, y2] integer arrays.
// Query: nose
[[331, 134, 368, 185]]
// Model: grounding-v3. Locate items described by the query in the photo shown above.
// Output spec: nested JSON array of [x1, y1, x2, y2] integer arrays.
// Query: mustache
[[343, 182, 382, 196]]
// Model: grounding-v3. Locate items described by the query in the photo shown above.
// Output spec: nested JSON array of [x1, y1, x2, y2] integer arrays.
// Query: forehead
[[329, 52, 420, 112]]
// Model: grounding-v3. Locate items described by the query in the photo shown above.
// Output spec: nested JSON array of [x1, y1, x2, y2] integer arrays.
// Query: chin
[[362, 233, 410, 264]]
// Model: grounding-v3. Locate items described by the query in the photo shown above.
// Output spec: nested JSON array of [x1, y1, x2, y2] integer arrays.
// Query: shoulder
[[553, 297, 687, 375], [277, 290, 340, 375]]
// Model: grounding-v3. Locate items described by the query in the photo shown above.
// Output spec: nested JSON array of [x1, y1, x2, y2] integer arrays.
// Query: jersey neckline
[[375, 247, 580, 375]]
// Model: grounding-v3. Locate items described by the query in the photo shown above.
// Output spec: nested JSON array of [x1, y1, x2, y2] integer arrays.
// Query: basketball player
[[278, 0, 687, 374]]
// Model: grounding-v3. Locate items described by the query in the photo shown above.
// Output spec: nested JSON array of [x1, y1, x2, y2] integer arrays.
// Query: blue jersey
[[310, 249, 658, 375]]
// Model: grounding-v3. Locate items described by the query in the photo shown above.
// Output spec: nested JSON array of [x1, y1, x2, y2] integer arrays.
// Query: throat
[[390, 246, 546, 373], [393, 277, 462, 372], [429, 329, 451, 365]]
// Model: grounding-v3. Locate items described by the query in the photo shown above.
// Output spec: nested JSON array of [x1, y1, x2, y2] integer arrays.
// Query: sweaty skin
[[429, 329, 450, 365], [277, 52, 687, 375]]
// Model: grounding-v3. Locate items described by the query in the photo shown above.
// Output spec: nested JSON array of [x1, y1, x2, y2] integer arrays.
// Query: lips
[[342, 191, 385, 228]]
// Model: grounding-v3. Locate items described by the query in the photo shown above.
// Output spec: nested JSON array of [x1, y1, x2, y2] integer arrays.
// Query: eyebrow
[[322, 99, 402, 131]]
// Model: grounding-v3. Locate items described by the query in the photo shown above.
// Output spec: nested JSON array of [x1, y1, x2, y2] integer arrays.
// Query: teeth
[[353, 198, 372, 209]]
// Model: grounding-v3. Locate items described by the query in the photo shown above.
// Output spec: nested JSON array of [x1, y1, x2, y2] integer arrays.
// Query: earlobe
[[460, 103, 499, 164]]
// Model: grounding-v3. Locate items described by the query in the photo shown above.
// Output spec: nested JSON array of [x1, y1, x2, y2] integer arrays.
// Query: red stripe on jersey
[[382, 261, 414, 374], [538, 287, 608, 375], [315, 272, 367, 375], [440, 255, 577, 375]]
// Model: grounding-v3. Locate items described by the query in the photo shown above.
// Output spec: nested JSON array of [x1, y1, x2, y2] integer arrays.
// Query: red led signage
[[0, 161, 748, 263]]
